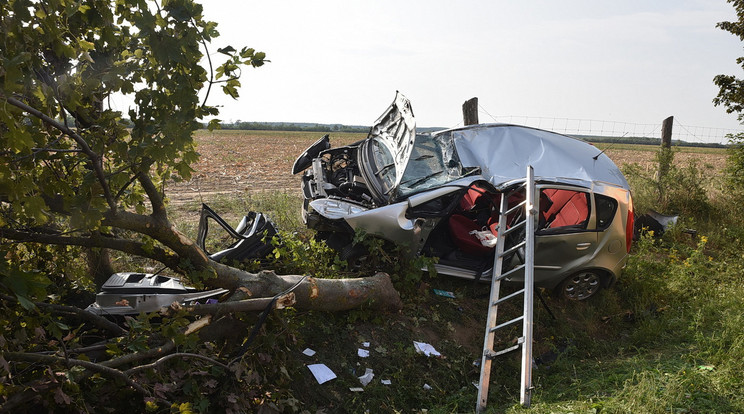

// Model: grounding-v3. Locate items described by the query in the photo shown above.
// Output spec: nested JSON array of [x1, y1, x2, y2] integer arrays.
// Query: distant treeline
[[219, 121, 370, 133], [576, 135, 726, 149], [215, 121, 446, 134]]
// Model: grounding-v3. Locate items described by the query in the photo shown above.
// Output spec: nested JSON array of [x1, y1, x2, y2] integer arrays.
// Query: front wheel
[[339, 243, 369, 270], [557, 271, 602, 301]]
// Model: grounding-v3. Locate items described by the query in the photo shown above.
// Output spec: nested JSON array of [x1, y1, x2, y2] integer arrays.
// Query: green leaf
[[78, 39, 95, 51], [217, 46, 236, 56], [1, 268, 51, 311]]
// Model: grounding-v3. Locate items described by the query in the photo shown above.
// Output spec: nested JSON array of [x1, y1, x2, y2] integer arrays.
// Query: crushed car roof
[[438, 123, 630, 190]]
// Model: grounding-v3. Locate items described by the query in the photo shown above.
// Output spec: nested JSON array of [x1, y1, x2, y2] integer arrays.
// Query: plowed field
[[166, 130, 727, 203]]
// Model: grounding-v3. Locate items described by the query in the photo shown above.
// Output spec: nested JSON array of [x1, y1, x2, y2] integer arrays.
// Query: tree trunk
[[211, 264, 403, 312], [86, 247, 115, 289]]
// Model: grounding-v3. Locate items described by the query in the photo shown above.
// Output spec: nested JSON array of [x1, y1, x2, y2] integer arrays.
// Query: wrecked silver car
[[292, 92, 634, 300]]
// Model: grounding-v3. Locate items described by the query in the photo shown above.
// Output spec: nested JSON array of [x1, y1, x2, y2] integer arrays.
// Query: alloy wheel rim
[[564, 272, 600, 300]]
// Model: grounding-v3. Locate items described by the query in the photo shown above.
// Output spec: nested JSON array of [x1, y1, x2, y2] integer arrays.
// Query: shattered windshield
[[395, 133, 465, 199]]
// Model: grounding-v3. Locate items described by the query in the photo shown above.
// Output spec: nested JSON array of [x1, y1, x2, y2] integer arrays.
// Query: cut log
[[210, 265, 403, 312]]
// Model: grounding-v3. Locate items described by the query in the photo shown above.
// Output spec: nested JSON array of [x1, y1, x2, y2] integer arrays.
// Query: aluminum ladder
[[476, 165, 537, 412]]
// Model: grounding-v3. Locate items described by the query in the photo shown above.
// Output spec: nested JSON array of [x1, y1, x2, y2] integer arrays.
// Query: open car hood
[[361, 92, 416, 199], [443, 124, 630, 190]]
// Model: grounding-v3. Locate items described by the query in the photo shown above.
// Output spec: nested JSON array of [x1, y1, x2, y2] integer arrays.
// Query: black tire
[[339, 243, 369, 269], [557, 271, 603, 301]]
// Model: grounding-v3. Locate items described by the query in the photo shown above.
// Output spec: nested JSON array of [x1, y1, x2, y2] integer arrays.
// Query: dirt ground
[[166, 130, 728, 203]]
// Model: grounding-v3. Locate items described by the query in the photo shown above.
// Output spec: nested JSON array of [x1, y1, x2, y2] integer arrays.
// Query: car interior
[[420, 182, 591, 270]]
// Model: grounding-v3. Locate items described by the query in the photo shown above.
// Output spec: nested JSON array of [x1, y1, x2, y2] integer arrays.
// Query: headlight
[[309, 199, 368, 220]]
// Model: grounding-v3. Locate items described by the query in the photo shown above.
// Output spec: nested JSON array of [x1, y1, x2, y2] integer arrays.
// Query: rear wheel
[[558, 271, 602, 301]]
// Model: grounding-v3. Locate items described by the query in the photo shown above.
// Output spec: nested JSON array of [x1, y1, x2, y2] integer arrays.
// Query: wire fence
[[478, 107, 744, 145]]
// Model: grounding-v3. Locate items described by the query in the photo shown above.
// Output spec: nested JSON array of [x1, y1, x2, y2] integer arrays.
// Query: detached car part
[[86, 272, 227, 316], [87, 205, 278, 315], [196, 203, 277, 263]]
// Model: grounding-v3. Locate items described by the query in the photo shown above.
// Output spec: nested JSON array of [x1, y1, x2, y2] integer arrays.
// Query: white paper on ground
[[357, 348, 370, 358], [302, 348, 316, 357], [307, 364, 336, 384], [413, 341, 442, 357], [358, 368, 374, 386]]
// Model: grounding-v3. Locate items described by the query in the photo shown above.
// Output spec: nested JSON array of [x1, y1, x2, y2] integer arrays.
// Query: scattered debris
[[358, 368, 374, 386], [423, 383, 432, 390], [362, 342, 370, 348], [433, 289, 456, 299], [302, 348, 316, 357], [358, 348, 370, 358], [307, 364, 336, 384], [413, 341, 442, 357], [184, 315, 211, 335], [381, 379, 392, 385], [349, 387, 365, 392], [634, 209, 679, 239]]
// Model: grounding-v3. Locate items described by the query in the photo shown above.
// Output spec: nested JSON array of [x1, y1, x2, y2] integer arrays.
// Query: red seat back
[[541, 189, 588, 228]]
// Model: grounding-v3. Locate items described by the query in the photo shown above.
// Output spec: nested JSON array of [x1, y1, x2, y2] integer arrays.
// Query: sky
[[191, 1, 744, 143]]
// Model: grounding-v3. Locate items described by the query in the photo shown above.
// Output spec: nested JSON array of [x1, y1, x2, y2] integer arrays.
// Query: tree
[[0, 0, 400, 303], [0, 1, 401, 410], [715, 0, 744, 196], [714, 0, 744, 118]]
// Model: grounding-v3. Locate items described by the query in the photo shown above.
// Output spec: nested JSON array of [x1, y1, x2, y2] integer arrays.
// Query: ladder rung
[[486, 337, 525, 358], [504, 200, 527, 216], [494, 288, 525, 305], [502, 220, 526, 237], [490, 316, 523, 332], [495, 264, 525, 282], [500, 241, 526, 258]]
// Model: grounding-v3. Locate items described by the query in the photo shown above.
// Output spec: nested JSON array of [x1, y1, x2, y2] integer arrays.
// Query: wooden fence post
[[661, 116, 673, 148], [658, 116, 674, 182], [463, 97, 479, 126]]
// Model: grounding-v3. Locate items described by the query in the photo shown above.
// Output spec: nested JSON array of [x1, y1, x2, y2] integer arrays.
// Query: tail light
[[625, 209, 634, 253]]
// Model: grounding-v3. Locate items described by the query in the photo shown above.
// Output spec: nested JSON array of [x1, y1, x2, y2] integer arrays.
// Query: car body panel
[[359, 92, 416, 202]]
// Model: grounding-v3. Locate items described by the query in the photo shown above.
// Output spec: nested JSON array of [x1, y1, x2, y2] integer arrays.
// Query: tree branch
[[0, 294, 126, 337], [136, 170, 168, 221], [2, 352, 149, 396], [100, 340, 176, 369], [103, 210, 211, 272], [125, 352, 229, 376], [4, 96, 117, 211], [184, 293, 295, 316], [0, 227, 183, 272]]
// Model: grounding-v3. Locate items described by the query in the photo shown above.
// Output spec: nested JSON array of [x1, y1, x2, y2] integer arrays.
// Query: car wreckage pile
[[88, 92, 642, 315]]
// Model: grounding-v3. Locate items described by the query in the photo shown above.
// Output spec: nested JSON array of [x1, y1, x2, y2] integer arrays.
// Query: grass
[[157, 188, 744, 413], [106, 135, 744, 412], [168, 136, 744, 413]]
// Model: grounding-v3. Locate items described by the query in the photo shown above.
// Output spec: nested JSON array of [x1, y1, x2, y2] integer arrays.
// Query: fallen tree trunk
[[210, 264, 403, 312]]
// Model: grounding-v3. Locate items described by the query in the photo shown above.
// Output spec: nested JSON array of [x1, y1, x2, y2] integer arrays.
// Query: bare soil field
[[166, 130, 728, 203]]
